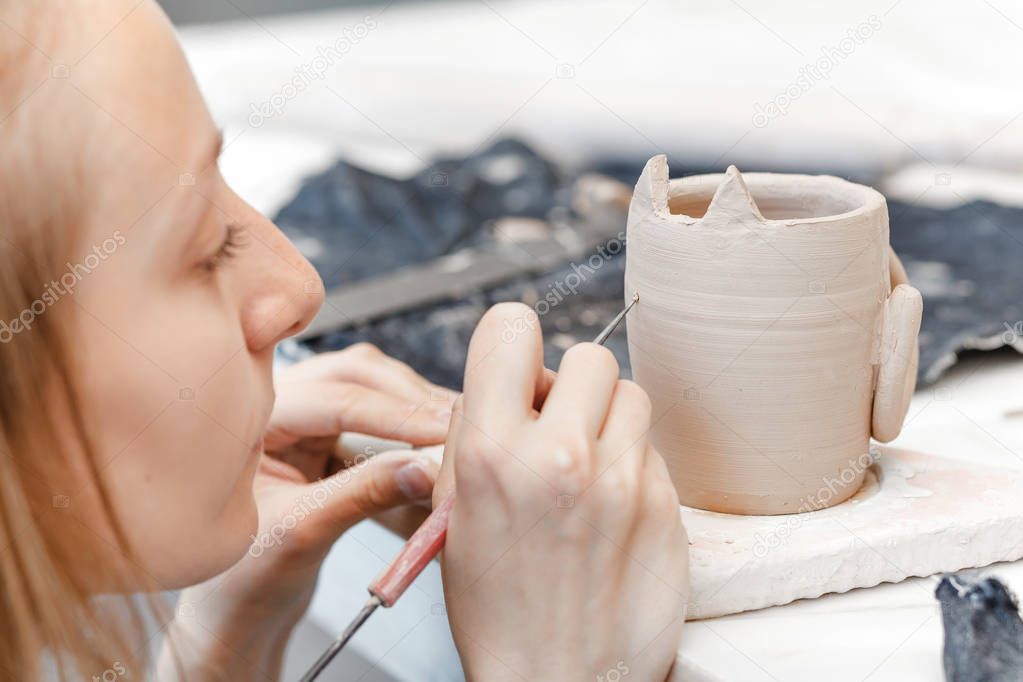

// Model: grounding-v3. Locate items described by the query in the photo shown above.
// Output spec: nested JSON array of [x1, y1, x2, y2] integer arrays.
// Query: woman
[[0, 1, 688, 679]]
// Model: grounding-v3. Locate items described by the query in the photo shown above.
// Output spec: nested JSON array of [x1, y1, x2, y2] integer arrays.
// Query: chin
[[169, 495, 260, 589], [159, 450, 263, 588], [218, 492, 261, 569]]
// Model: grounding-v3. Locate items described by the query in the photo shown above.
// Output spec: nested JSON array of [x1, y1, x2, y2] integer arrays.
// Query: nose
[[239, 214, 323, 353]]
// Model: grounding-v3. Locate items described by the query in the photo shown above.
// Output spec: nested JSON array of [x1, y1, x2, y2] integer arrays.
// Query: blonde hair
[[0, 5, 168, 678]]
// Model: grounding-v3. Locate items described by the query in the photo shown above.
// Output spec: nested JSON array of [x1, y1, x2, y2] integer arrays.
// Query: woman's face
[[26, 1, 323, 587]]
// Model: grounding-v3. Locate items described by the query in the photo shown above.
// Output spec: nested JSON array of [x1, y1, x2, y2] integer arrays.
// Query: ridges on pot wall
[[624, 156, 922, 515]]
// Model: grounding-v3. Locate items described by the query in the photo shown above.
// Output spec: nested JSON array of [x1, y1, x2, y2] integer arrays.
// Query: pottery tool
[[297, 293, 640, 682], [593, 291, 639, 345]]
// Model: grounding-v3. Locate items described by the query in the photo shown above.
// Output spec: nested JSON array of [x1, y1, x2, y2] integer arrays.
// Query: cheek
[[77, 315, 271, 585], [67, 175, 276, 586], [100, 399, 263, 586]]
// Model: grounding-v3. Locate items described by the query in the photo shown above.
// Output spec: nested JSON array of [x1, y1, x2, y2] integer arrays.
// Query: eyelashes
[[201, 222, 246, 273]]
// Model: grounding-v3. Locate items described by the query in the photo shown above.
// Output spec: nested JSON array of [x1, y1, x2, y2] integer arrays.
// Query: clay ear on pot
[[871, 249, 923, 442], [703, 165, 766, 225], [630, 154, 671, 219]]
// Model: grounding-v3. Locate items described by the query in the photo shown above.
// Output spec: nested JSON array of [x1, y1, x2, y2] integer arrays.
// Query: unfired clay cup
[[624, 156, 922, 515]]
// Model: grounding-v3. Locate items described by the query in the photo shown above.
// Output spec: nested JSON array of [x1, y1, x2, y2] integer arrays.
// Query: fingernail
[[395, 462, 434, 500]]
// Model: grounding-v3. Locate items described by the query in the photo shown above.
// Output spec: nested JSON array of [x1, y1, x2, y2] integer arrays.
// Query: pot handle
[[871, 247, 923, 442]]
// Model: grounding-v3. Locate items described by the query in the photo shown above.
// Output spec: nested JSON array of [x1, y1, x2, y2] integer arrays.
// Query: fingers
[[462, 303, 547, 433], [540, 343, 620, 436], [280, 343, 459, 408], [267, 381, 452, 448], [635, 447, 686, 592], [533, 367, 558, 411], [599, 380, 653, 460], [317, 450, 440, 532], [570, 381, 656, 533], [433, 395, 462, 506], [573, 380, 651, 495]]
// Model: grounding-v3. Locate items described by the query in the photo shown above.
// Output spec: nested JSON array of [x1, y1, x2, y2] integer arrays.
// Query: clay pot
[[624, 156, 922, 515]]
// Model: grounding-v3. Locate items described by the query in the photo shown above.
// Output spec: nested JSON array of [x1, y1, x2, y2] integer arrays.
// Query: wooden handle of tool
[[369, 491, 455, 607]]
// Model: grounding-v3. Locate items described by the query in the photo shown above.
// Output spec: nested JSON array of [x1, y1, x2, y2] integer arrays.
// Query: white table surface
[[185, 3, 1023, 679]]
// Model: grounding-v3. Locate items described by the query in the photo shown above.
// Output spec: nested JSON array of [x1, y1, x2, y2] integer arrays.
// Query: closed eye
[[201, 223, 246, 273]]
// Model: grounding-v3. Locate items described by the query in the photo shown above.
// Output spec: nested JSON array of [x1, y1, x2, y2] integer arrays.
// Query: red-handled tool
[[370, 491, 455, 607], [297, 493, 455, 682], [298, 293, 639, 682]]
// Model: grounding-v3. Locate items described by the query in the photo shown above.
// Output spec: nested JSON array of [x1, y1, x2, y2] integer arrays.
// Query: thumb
[[316, 450, 439, 532]]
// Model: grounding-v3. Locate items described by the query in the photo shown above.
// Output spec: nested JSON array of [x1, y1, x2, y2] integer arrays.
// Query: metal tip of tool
[[299, 596, 382, 682], [593, 292, 640, 346]]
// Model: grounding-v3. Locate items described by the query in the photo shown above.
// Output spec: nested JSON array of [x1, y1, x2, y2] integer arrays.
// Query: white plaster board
[[685, 447, 1023, 619]]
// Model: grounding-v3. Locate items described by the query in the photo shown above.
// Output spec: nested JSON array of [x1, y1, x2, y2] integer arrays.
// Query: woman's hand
[[264, 343, 458, 462], [160, 344, 457, 680], [437, 304, 689, 682]]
